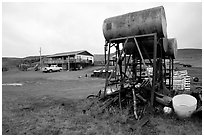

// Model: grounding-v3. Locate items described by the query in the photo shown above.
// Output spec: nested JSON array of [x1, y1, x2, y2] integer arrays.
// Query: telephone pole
[[39, 47, 42, 68]]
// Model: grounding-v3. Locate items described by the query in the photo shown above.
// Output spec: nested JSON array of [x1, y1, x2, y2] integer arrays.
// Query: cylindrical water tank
[[103, 6, 167, 41], [122, 37, 177, 59], [123, 37, 167, 58], [165, 38, 177, 59]]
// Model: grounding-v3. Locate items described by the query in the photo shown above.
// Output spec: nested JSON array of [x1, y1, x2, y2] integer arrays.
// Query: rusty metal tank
[[122, 37, 177, 59], [165, 38, 177, 59], [103, 6, 167, 41], [123, 37, 167, 58]]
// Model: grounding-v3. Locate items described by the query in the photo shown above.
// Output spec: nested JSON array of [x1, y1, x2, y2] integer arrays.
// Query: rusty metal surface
[[117, 37, 177, 59], [166, 38, 178, 59], [123, 37, 166, 58], [103, 6, 167, 41]]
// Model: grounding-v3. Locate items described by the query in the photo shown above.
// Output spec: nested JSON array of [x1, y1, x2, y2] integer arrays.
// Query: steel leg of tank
[[171, 58, 174, 90], [140, 59, 142, 80], [115, 46, 118, 82], [104, 42, 111, 96], [169, 58, 171, 90], [151, 34, 157, 106], [116, 43, 122, 110], [104, 42, 107, 65], [163, 57, 166, 86]]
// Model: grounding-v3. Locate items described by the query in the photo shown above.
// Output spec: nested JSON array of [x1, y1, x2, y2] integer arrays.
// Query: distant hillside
[[94, 49, 202, 67], [2, 56, 46, 70], [94, 54, 104, 62], [175, 49, 202, 67], [94, 53, 115, 61], [2, 57, 22, 69], [3, 48, 202, 71]]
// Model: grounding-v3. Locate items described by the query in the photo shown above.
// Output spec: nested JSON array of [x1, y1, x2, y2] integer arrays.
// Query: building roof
[[47, 50, 93, 58]]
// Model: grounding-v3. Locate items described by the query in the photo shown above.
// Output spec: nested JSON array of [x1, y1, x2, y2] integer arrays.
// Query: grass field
[[2, 66, 202, 135]]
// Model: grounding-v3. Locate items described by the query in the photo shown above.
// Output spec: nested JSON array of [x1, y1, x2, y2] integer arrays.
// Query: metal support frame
[[104, 33, 161, 108], [134, 37, 152, 84]]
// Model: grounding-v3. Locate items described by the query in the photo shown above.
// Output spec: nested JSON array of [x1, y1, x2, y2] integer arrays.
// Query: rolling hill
[[175, 49, 202, 67], [2, 48, 202, 71], [94, 48, 202, 67]]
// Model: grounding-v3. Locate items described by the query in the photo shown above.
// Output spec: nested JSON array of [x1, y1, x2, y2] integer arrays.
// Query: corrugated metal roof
[[47, 50, 93, 58]]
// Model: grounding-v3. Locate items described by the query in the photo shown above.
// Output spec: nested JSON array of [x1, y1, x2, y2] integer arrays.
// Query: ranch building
[[44, 50, 94, 71]]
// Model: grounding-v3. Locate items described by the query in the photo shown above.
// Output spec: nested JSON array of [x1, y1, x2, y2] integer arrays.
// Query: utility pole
[[39, 47, 42, 68]]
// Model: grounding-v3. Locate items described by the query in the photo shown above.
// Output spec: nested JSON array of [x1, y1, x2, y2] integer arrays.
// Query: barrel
[[165, 38, 177, 59], [123, 38, 177, 59], [123, 37, 167, 58], [103, 6, 167, 41]]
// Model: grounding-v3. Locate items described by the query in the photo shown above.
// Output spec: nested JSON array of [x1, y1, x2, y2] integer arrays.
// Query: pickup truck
[[42, 65, 63, 73]]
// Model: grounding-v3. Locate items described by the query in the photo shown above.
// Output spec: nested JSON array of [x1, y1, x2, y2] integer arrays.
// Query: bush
[[2, 67, 9, 72]]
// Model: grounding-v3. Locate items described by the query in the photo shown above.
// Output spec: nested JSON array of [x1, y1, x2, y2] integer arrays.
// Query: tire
[[49, 69, 52, 73], [193, 77, 199, 82], [87, 94, 98, 99]]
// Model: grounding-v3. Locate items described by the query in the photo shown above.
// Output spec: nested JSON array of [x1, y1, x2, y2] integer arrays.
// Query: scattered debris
[[163, 106, 172, 114], [91, 69, 115, 78], [173, 70, 191, 91], [182, 64, 192, 67]]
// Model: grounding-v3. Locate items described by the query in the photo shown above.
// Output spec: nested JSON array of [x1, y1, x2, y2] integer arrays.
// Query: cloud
[[2, 2, 202, 57]]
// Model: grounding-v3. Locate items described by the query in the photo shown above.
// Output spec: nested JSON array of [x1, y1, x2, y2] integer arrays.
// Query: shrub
[[2, 66, 9, 72]]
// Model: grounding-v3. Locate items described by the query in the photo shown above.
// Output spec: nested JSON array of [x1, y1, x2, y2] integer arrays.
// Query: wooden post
[[132, 88, 138, 120], [68, 56, 70, 71], [151, 34, 157, 107]]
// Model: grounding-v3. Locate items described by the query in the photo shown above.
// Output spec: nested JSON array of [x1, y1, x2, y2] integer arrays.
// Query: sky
[[2, 2, 202, 57]]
